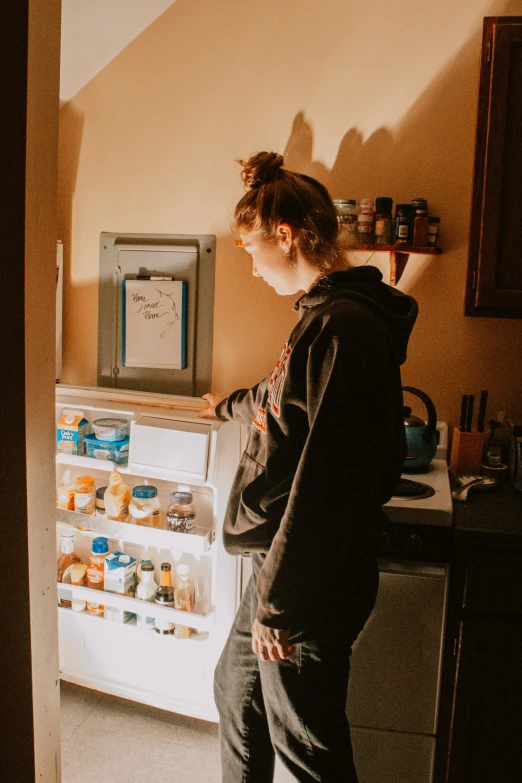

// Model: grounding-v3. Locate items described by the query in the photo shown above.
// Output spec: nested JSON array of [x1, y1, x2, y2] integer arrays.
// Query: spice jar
[[130, 485, 162, 528], [167, 491, 196, 534], [357, 199, 375, 243], [95, 486, 107, 517], [411, 197, 428, 216], [333, 199, 357, 245], [394, 204, 415, 244], [74, 476, 96, 515], [374, 197, 394, 245], [427, 217, 440, 246]]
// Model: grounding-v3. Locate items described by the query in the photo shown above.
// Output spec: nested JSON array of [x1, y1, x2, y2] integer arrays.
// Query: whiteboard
[[122, 279, 187, 369]]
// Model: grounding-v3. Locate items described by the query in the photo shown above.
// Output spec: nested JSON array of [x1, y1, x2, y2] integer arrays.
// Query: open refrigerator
[[55, 384, 243, 722]]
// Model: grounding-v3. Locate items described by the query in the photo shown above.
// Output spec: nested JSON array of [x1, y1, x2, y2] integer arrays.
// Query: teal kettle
[[402, 386, 438, 472]]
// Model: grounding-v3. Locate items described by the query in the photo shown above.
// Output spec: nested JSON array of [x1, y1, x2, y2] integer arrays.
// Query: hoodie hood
[[294, 266, 418, 365]]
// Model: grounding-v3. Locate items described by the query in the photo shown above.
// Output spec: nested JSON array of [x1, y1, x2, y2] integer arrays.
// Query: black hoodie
[[216, 266, 418, 630]]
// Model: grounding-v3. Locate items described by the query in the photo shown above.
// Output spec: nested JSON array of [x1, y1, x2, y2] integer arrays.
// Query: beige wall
[[27, 0, 62, 778], [58, 0, 522, 434]]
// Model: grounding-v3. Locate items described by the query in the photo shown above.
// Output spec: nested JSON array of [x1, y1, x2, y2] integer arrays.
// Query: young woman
[[200, 152, 418, 782]]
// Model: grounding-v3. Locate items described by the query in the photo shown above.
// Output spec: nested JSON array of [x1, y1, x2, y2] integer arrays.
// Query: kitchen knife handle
[[460, 395, 468, 431], [466, 394, 475, 432], [477, 390, 488, 433]]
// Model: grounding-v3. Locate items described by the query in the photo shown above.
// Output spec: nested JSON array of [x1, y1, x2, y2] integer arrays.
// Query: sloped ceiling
[[60, 0, 176, 103]]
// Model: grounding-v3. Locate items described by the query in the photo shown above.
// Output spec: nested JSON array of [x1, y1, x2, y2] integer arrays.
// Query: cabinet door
[[447, 618, 522, 782], [466, 17, 522, 317]]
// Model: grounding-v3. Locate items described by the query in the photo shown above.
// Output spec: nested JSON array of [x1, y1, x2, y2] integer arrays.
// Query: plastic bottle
[[174, 564, 194, 639], [374, 197, 394, 245], [74, 476, 96, 515], [167, 491, 196, 533], [137, 554, 153, 583], [104, 467, 131, 522], [130, 485, 161, 528], [86, 537, 110, 615], [356, 199, 375, 243], [136, 562, 158, 630], [154, 563, 175, 635], [57, 532, 82, 608]]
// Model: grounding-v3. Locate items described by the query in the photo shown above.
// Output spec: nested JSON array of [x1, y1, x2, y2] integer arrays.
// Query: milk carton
[[104, 552, 137, 623], [57, 409, 90, 456]]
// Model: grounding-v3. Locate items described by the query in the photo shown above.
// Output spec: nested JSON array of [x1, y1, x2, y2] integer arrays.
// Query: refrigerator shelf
[[56, 508, 213, 554], [57, 583, 214, 631], [56, 452, 131, 473]]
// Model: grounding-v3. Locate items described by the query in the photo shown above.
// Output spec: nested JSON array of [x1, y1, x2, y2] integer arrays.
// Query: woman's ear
[[276, 223, 294, 255]]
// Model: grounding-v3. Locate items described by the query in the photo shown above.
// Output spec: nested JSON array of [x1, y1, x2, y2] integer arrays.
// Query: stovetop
[[385, 458, 453, 527]]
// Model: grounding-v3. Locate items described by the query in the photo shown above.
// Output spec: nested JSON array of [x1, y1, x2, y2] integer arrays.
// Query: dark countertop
[[453, 480, 522, 545]]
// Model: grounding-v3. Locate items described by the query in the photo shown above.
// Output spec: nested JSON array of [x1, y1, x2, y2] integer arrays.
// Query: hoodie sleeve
[[255, 315, 403, 629], [216, 378, 269, 426]]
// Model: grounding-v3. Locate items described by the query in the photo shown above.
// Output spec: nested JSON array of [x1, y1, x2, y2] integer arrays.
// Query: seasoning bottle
[[130, 485, 162, 528], [154, 563, 175, 635], [357, 199, 375, 243], [95, 486, 107, 517], [86, 536, 110, 615], [104, 467, 131, 522], [74, 475, 96, 515], [394, 204, 415, 244], [411, 197, 429, 245], [57, 532, 82, 608], [136, 562, 158, 630], [174, 564, 194, 639], [427, 217, 441, 246], [411, 197, 428, 215], [167, 491, 196, 533], [333, 199, 358, 245], [374, 197, 394, 245]]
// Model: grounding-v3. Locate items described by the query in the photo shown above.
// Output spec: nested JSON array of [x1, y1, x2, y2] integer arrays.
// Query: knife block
[[450, 428, 485, 475]]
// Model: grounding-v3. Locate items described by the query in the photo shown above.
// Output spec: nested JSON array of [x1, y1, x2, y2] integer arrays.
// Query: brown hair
[[234, 152, 346, 274]]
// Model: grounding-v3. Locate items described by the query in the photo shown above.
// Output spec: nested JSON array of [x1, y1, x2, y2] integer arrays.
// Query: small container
[[86, 537, 110, 615], [394, 204, 415, 244], [357, 199, 375, 243], [411, 197, 428, 216], [167, 491, 196, 533], [427, 217, 440, 246], [174, 564, 194, 639], [68, 563, 88, 612], [333, 199, 357, 245], [95, 486, 107, 517], [57, 409, 89, 456], [413, 215, 429, 246], [104, 552, 137, 623], [154, 563, 175, 635], [92, 418, 129, 442], [83, 433, 130, 464], [374, 197, 394, 245], [74, 476, 96, 515], [130, 486, 162, 528], [136, 562, 158, 630]]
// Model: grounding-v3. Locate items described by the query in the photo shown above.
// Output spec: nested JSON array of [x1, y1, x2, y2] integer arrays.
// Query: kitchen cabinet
[[465, 17, 522, 318], [436, 486, 522, 782]]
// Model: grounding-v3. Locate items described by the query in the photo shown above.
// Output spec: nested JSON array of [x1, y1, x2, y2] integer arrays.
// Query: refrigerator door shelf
[[130, 416, 210, 483], [56, 510, 213, 554], [56, 452, 131, 473], [57, 584, 214, 632]]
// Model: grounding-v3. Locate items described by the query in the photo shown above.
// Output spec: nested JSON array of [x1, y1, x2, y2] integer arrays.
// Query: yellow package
[[57, 484, 75, 510]]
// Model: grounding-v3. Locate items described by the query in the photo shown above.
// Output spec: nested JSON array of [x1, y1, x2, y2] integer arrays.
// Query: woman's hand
[[251, 618, 296, 662], [198, 392, 228, 419]]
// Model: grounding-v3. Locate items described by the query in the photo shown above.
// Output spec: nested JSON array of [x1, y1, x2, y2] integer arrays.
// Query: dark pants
[[214, 553, 379, 782]]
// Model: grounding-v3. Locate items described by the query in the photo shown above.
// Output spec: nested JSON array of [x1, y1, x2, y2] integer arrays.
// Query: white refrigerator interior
[[55, 384, 242, 721]]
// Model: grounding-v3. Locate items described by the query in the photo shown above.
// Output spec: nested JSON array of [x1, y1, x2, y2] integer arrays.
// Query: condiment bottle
[[333, 199, 357, 245], [95, 486, 107, 517], [427, 217, 440, 246], [412, 197, 429, 246], [394, 204, 415, 244], [67, 563, 88, 612], [104, 467, 131, 522], [86, 536, 110, 615], [74, 475, 96, 515], [174, 564, 194, 639], [374, 197, 394, 245], [167, 491, 196, 533], [154, 563, 175, 635], [136, 562, 158, 630], [57, 532, 82, 608], [356, 199, 375, 243], [130, 485, 161, 528]]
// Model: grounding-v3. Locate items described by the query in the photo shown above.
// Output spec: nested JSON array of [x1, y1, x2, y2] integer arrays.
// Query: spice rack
[[344, 244, 443, 286]]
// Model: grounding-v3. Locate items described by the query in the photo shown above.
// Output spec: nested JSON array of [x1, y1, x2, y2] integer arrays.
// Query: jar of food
[[427, 217, 440, 246], [333, 199, 357, 245], [130, 485, 161, 528], [167, 491, 196, 533], [411, 197, 428, 216], [95, 486, 107, 517], [74, 476, 96, 515], [356, 199, 375, 243], [86, 537, 110, 615], [374, 197, 394, 245], [394, 204, 415, 244]]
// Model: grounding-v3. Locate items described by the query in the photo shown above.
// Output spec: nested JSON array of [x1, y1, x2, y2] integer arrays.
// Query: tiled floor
[[60, 681, 221, 782]]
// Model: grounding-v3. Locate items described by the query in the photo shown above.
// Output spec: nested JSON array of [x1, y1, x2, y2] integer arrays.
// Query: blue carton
[[84, 433, 130, 464]]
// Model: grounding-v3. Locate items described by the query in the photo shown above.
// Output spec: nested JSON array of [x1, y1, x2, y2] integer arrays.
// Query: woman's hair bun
[[238, 151, 284, 190]]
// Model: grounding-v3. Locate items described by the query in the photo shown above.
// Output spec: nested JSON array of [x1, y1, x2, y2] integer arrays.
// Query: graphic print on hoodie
[[216, 266, 418, 630]]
